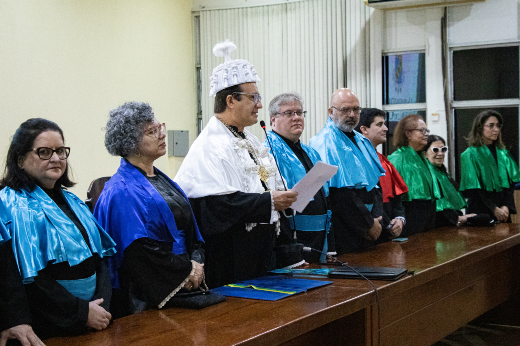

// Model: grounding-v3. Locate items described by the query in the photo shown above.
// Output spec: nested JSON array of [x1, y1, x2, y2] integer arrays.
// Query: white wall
[[0, 0, 197, 198], [448, 0, 519, 46]]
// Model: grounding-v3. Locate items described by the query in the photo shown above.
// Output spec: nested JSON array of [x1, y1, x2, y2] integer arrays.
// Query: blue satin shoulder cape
[[0, 186, 116, 283], [309, 118, 385, 191], [93, 158, 204, 288], [0, 217, 10, 245], [263, 131, 329, 196]]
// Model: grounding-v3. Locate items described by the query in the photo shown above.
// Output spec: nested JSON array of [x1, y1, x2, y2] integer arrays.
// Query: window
[[382, 52, 426, 154], [451, 46, 519, 181]]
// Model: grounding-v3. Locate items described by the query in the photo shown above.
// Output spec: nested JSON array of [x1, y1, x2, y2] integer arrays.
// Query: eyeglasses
[[233, 92, 262, 104], [431, 146, 448, 153], [31, 147, 70, 160], [145, 123, 166, 138], [484, 123, 503, 130], [410, 128, 431, 135], [331, 106, 362, 115], [275, 110, 307, 118]]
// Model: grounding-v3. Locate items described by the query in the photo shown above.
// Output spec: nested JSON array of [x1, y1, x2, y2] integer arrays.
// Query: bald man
[[310, 89, 387, 254]]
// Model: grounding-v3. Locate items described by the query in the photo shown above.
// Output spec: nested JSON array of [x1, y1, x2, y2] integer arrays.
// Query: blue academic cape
[[0, 186, 116, 283], [263, 130, 329, 196], [0, 218, 10, 245], [309, 118, 384, 191], [94, 159, 204, 288]]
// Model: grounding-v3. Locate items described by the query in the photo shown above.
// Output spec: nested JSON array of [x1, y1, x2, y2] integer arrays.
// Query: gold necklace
[[218, 118, 270, 183]]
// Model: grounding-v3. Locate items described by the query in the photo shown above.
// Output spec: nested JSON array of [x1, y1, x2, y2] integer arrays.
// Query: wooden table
[[46, 223, 520, 346]]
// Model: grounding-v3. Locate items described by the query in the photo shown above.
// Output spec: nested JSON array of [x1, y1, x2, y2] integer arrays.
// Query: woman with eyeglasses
[[424, 135, 476, 227], [0, 118, 116, 340], [459, 110, 520, 223], [388, 114, 441, 236], [94, 102, 210, 318]]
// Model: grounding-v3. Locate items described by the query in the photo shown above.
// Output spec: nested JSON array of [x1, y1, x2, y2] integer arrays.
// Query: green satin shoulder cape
[[388, 146, 441, 202], [432, 165, 466, 212], [459, 146, 520, 192]]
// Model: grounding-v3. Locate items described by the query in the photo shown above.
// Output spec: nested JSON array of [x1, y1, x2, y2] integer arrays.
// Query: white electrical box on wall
[[168, 130, 189, 157]]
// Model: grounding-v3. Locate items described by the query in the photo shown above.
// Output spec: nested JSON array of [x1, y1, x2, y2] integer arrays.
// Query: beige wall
[[0, 0, 196, 199]]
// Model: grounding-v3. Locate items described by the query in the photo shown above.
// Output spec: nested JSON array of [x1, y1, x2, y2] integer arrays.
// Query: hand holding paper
[[290, 161, 338, 213]]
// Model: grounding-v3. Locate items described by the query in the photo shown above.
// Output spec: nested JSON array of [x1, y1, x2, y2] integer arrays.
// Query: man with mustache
[[175, 41, 302, 287], [310, 88, 387, 254], [264, 93, 335, 263]]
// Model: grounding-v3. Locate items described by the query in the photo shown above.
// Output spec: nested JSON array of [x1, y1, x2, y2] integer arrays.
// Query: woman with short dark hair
[[424, 135, 476, 227], [388, 114, 441, 236], [459, 110, 520, 222], [0, 118, 116, 340], [95, 102, 209, 318]]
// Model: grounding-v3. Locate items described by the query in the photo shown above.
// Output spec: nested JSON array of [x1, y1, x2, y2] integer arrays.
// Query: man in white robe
[[175, 41, 301, 287]]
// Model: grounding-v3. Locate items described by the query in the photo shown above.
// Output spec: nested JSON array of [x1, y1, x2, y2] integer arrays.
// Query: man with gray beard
[[310, 88, 387, 253]]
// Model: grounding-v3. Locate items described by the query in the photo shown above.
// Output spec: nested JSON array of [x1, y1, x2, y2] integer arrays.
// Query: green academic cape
[[432, 165, 466, 212], [460, 146, 520, 192], [388, 146, 441, 202]]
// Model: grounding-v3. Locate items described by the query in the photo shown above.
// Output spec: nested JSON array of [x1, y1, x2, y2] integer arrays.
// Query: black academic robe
[[329, 186, 388, 254], [18, 187, 112, 340], [0, 240, 32, 334], [190, 192, 277, 288], [328, 131, 389, 254], [462, 144, 516, 222], [273, 131, 335, 262], [24, 257, 111, 340]]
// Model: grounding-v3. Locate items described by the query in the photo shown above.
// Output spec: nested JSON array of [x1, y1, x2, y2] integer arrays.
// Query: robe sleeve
[[24, 271, 90, 338], [189, 191, 272, 236], [22, 255, 110, 339], [389, 194, 406, 219], [0, 240, 32, 332], [436, 209, 460, 228], [464, 189, 497, 214], [504, 186, 516, 214], [121, 237, 193, 308], [329, 187, 380, 239], [92, 257, 111, 311]]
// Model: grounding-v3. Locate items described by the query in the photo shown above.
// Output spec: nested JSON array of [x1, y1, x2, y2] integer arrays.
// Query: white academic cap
[[209, 40, 261, 97]]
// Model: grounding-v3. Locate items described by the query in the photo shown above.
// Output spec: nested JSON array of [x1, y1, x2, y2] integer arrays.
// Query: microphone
[[302, 246, 344, 265], [260, 120, 288, 191]]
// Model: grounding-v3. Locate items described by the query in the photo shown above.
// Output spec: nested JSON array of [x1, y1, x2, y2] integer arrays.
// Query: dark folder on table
[[328, 266, 408, 281]]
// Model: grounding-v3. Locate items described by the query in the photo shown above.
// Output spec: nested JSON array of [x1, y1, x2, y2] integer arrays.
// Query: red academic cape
[[378, 152, 409, 203]]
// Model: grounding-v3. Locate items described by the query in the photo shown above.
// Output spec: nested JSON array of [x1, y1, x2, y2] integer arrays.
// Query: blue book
[[211, 275, 333, 301]]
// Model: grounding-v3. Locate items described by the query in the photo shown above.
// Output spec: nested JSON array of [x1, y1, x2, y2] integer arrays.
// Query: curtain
[[199, 0, 378, 144]]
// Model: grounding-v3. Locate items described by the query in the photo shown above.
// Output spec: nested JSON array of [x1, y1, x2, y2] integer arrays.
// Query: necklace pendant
[[258, 166, 270, 183]]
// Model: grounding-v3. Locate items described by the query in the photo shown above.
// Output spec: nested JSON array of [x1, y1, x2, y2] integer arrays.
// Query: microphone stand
[[259, 120, 296, 222]]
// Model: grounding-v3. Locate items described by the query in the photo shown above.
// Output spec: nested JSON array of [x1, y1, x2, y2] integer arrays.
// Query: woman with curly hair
[[94, 102, 210, 318], [459, 110, 520, 223]]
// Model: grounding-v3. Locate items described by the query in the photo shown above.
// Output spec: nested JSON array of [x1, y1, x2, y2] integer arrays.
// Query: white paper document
[[290, 161, 338, 213]]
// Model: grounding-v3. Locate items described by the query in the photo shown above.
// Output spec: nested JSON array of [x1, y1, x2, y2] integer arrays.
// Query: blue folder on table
[[211, 275, 333, 301]]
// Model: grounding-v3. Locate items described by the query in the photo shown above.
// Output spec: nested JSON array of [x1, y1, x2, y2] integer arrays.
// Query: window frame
[[448, 42, 520, 180], [382, 50, 427, 155]]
